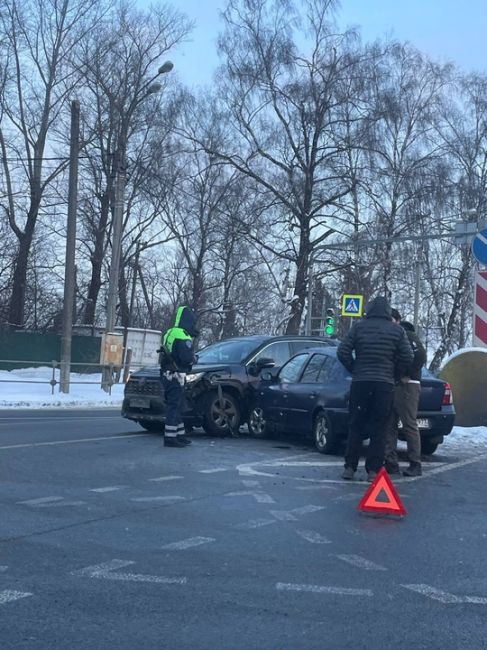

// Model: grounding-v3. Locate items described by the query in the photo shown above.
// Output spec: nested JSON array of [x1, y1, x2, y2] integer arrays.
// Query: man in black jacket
[[337, 297, 413, 481], [385, 311, 427, 477], [160, 306, 199, 448]]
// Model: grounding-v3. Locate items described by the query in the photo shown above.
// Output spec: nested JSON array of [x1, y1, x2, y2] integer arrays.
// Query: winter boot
[[403, 463, 422, 477], [177, 435, 192, 446], [341, 467, 355, 481], [385, 463, 400, 475], [164, 437, 187, 448]]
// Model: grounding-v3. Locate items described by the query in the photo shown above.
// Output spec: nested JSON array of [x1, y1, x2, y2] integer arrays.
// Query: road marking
[[336, 555, 387, 570], [0, 415, 122, 423], [0, 433, 150, 451], [235, 518, 277, 530], [242, 480, 260, 488], [296, 529, 332, 544], [40, 500, 85, 507], [199, 468, 228, 474], [225, 490, 275, 504], [295, 485, 338, 491], [270, 510, 298, 521], [72, 560, 187, 585], [0, 590, 33, 605], [161, 537, 215, 550], [276, 583, 373, 597], [402, 584, 487, 604], [148, 476, 183, 482], [90, 486, 127, 493], [292, 505, 325, 515], [237, 451, 487, 484], [19, 496, 64, 506], [131, 496, 185, 504]]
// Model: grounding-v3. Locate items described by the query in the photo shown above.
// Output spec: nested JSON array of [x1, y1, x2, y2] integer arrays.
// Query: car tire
[[421, 440, 438, 455], [202, 391, 241, 436], [313, 412, 339, 454], [139, 421, 164, 433], [248, 406, 269, 438]]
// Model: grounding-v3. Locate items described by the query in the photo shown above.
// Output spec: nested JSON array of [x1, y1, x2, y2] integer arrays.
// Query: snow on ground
[[0, 366, 124, 408], [441, 425, 487, 454]]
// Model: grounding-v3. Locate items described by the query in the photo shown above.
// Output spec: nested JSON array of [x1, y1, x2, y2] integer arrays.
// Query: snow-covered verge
[[441, 425, 487, 454], [0, 366, 124, 408]]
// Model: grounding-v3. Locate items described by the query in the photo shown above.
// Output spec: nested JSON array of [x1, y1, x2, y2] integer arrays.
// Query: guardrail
[[0, 357, 155, 395]]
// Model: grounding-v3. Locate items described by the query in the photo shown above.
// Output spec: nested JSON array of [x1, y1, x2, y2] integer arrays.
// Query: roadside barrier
[[0, 358, 152, 395]]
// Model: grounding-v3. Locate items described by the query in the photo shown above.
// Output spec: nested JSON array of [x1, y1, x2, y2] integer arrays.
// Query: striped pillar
[[474, 269, 487, 346]]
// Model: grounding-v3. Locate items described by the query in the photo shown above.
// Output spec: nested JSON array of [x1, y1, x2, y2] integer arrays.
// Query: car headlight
[[185, 372, 204, 384]]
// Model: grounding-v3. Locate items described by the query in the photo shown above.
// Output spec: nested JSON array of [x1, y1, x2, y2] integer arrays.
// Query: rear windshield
[[197, 339, 261, 364]]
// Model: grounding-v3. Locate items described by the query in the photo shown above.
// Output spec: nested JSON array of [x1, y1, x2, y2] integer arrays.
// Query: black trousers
[[161, 372, 185, 438], [345, 381, 394, 473]]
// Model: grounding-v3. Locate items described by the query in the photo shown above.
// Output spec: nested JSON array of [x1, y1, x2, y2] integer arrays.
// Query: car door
[[280, 353, 329, 433], [264, 353, 310, 431]]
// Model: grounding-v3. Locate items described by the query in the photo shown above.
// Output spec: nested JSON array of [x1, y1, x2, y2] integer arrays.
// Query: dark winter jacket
[[400, 321, 427, 381], [337, 297, 413, 384], [160, 306, 199, 373]]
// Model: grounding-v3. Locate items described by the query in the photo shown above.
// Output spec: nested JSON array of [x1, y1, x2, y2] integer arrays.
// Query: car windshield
[[197, 339, 262, 364]]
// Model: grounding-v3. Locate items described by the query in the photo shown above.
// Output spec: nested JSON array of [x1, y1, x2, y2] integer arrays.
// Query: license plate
[[130, 398, 150, 409], [398, 418, 431, 429]]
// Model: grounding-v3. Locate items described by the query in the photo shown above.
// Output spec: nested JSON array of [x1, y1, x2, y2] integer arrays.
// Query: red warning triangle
[[358, 467, 407, 516]]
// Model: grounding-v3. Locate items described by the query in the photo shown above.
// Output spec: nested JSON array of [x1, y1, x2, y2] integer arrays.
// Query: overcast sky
[[150, 0, 486, 88]]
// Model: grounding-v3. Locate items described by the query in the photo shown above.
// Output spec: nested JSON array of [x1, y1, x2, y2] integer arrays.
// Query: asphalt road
[[1, 410, 486, 649]]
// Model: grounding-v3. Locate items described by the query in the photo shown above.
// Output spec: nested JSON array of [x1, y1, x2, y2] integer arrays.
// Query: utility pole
[[60, 100, 80, 393], [306, 253, 314, 336]]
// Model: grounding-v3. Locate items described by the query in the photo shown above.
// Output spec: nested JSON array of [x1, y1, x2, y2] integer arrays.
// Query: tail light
[[442, 383, 453, 406]]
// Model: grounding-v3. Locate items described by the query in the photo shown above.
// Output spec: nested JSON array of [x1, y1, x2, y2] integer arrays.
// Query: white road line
[[225, 490, 276, 504], [296, 530, 332, 544], [277, 583, 373, 597], [131, 496, 185, 504], [19, 496, 64, 506], [72, 560, 187, 585], [199, 468, 228, 474], [38, 500, 85, 507], [0, 590, 33, 605], [161, 537, 215, 551], [336, 555, 387, 571], [242, 480, 260, 488], [0, 433, 150, 451], [148, 476, 183, 482], [401, 452, 487, 482], [236, 518, 277, 530], [292, 505, 325, 515], [90, 486, 127, 493], [270, 510, 298, 521], [402, 584, 487, 604], [295, 485, 338, 491]]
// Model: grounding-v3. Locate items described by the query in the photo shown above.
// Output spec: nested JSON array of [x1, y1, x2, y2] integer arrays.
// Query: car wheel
[[248, 406, 269, 438], [139, 421, 164, 433], [203, 392, 241, 436], [313, 412, 339, 454], [421, 440, 438, 455]]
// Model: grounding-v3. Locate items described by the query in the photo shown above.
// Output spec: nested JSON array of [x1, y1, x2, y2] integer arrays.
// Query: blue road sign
[[472, 229, 487, 265], [341, 294, 363, 317]]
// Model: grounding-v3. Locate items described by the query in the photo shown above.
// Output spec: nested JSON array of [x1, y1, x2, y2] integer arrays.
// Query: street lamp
[[102, 61, 173, 391]]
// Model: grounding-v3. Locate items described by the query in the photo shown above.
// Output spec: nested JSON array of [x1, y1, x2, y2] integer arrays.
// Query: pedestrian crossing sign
[[341, 294, 363, 317]]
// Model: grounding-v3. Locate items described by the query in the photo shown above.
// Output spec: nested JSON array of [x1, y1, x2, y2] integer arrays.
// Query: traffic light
[[325, 308, 335, 336]]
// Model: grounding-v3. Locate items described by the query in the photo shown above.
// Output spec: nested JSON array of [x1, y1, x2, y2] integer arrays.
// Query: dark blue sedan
[[248, 347, 455, 455]]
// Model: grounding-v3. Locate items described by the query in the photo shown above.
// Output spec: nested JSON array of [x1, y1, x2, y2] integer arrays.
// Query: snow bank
[[0, 366, 124, 409], [441, 425, 487, 454]]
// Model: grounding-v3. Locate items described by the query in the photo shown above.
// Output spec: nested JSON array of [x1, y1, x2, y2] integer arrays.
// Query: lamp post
[[102, 61, 173, 391]]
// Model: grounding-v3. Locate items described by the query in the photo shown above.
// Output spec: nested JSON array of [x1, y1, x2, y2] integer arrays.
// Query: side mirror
[[261, 370, 274, 382], [248, 357, 275, 376]]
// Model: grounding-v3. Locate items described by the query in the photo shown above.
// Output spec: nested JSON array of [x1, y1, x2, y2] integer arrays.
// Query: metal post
[[102, 150, 126, 392], [60, 100, 80, 393], [306, 254, 314, 336]]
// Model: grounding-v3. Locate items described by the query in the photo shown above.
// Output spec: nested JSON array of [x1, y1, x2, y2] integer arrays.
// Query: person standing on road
[[337, 296, 413, 482], [159, 306, 199, 448], [384, 310, 427, 477]]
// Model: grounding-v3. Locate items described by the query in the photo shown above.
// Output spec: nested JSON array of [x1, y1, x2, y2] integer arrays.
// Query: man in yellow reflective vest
[[160, 306, 199, 447]]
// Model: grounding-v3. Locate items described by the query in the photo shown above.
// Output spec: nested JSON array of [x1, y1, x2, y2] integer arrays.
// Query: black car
[[248, 347, 455, 455], [122, 335, 336, 435]]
